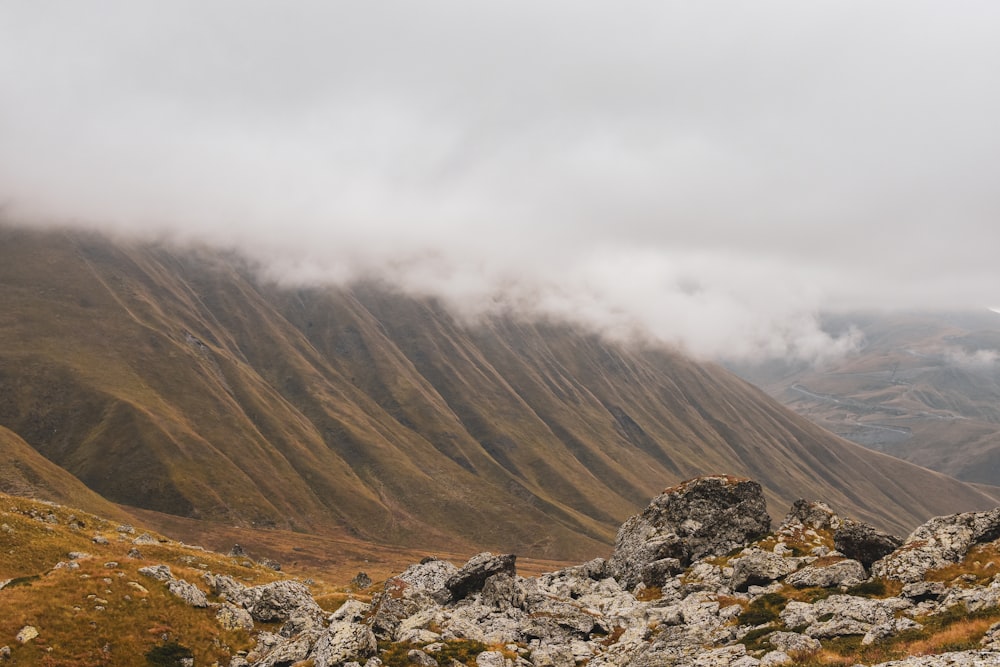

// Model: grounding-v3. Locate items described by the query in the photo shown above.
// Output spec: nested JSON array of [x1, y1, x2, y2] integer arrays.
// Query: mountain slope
[[0, 224, 996, 559]]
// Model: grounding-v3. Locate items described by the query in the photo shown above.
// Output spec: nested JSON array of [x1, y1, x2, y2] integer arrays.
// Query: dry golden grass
[[0, 493, 294, 665]]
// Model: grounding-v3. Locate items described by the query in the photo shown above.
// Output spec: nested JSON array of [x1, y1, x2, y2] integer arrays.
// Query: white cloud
[[2, 1, 998, 361]]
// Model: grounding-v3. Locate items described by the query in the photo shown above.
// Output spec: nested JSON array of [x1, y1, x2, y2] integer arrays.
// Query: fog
[[2, 1, 999, 360]]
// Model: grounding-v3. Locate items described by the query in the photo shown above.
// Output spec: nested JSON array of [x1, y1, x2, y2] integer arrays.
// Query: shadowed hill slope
[[0, 225, 997, 559]]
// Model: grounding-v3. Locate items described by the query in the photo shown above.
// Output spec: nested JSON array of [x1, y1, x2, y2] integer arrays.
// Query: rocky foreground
[[11, 475, 1000, 666]]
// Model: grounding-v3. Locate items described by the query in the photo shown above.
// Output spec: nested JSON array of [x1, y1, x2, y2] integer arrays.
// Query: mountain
[[1, 224, 997, 560], [731, 311, 1000, 486]]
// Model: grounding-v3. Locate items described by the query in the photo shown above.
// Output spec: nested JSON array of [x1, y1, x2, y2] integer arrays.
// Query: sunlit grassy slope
[[1, 224, 997, 561]]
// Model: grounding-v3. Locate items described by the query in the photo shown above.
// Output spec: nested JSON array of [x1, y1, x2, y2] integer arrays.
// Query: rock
[[0, 645, 10, 659], [229, 544, 247, 557], [834, 519, 902, 568], [217, 603, 254, 631], [92, 535, 109, 545], [203, 572, 247, 603], [785, 559, 866, 589], [446, 552, 517, 600], [116, 524, 136, 534], [67, 551, 91, 560], [168, 578, 209, 607], [780, 499, 840, 531], [259, 557, 282, 571], [768, 631, 821, 653], [862, 617, 922, 645], [138, 564, 173, 582], [476, 651, 511, 667], [127, 547, 142, 559], [309, 622, 378, 667], [901, 581, 948, 602], [16, 626, 38, 644], [330, 599, 371, 624], [760, 651, 792, 666], [608, 476, 770, 589], [639, 557, 684, 587], [872, 508, 1000, 582], [369, 559, 458, 640], [981, 621, 1000, 650], [243, 580, 324, 623], [730, 548, 799, 591], [351, 571, 373, 590], [481, 572, 526, 610], [132, 533, 158, 545], [407, 649, 438, 666]]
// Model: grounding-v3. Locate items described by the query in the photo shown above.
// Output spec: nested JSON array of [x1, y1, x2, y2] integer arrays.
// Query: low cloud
[[944, 347, 1000, 369], [2, 2, 998, 362]]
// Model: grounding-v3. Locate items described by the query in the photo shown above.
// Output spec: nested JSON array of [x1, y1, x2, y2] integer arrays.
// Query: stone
[[203, 572, 247, 603], [330, 599, 371, 624], [481, 572, 526, 610], [407, 649, 438, 666], [138, 564, 173, 582], [92, 535, 109, 545], [476, 651, 511, 667], [760, 651, 792, 666], [309, 622, 378, 666], [834, 519, 902, 568], [608, 476, 770, 589], [243, 580, 324, 623], [216, 603, 254, 631], [862, 617, 922, 645], [351, 571, 373, 590], [730, 548, 799, 591], [780, 499, 840, 531], [785, 559, 866, 589], [639, 557, 684, 587], [768, 631, 821, 654], [15, 626, 38, 644], [901, 581, 948, 602], [446, 552, 517, 600], [132, 533, 158, 545], [168, 578, 209, 607]]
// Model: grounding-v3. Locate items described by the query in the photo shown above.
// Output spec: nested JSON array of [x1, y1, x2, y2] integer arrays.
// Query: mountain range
[[1, 223, 997, 561]]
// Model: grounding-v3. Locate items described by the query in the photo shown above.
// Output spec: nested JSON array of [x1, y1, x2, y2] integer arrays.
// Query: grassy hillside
[[1, 224, 997, 561]]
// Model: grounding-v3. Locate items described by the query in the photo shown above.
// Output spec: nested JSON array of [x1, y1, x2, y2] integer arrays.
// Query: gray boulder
[[780, 499, 840, 532], [730, 548, 799, 591], [242, 580, 323, 623], [308, 622, 378, 667], [167, 578, 209, 608], [785, 559, 866, 589], [446, 552, 517, 601], [608, 476, 771, 589], [834, 519, 902, 569]]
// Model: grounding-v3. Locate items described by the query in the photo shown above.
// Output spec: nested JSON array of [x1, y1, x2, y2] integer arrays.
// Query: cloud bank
[[2, 1, 999, 360]]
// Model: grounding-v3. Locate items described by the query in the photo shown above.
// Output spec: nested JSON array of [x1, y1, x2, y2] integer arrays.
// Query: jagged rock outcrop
[[100, 475, 1000, 666], [872, 508, 1000, 582], [608, 476, 771, 589]]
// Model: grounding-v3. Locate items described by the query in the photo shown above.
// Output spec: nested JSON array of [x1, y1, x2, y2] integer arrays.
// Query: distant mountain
[[731, 311, 1000, 486], [1, 224, 997, 560]]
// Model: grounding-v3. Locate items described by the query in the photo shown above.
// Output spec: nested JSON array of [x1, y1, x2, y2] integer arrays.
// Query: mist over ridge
[[3, 2, 1000, 361]]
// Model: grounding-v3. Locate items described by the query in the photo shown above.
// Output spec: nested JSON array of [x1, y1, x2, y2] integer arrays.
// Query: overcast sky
[[2, 2, 999, 360]]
